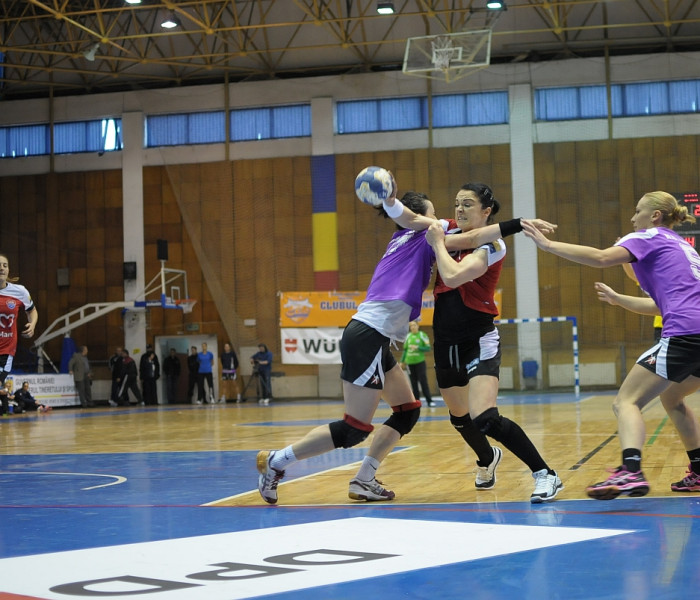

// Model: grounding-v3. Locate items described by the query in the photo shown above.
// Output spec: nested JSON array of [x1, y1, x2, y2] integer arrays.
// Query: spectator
[[14, 381, 51, 413], [68, 345, 93, 408], [108, 346, 123, 407], [162, 348, 181, 404], [220, 342, 240, 403], [187, 346, 199, 404], [197, 342, 215, 404], [139, 343, 160, 394], [251, 343, 273, 405], [0, 380, 15, 416], [141, 349, 160, 405], [399, 321, 434, 407], [117, 349, 143, 406]]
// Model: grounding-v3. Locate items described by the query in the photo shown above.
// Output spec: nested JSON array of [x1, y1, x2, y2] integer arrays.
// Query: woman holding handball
[[0, 253, 38, 416], [522, 191, 700, 499], [256, 170, 555, 504]]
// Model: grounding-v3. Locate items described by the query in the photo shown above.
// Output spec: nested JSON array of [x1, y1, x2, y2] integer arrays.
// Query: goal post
[[495, 316, 580, 398]]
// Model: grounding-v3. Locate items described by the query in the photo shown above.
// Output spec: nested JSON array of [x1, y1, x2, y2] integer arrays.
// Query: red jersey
[[433, 219, 505, 316], [0, 283, 34, 355]]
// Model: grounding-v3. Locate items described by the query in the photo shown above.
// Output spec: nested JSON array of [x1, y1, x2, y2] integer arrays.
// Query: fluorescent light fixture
[[124, 0, 142, 5], [486, 0, 506, 9], [377, 2, 395, 14], [160, 13, 180, 29]]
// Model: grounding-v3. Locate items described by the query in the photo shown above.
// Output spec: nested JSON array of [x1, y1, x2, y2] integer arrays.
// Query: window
[[54, 119, 122, 154], [0, 124, 49, 157], [337, 91, 508, 133], [535, 79, 700, 121], [145, 111, 225, 147], [230, 104, 310, 141]]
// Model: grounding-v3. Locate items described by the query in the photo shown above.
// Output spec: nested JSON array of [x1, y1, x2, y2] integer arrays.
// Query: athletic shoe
[[257, 450, 285, 504], [586, 467, 649, 500], [348, 478, 396, 501], [475, 446, 503, 490], [531, 469, 564, 503], [671, 465, 700, 492]]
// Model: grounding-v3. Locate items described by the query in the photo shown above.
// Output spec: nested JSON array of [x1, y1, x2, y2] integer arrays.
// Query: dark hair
[[378, 191, 432, 230], [461, 183, 500, 224], [258, 343, 269, 351]]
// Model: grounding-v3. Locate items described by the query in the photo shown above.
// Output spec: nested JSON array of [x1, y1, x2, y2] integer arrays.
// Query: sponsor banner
[[6, 373, 79, 407], [0, 517, 633, 599], [281, 328, 343, 364], [279, 291, 437, 327]]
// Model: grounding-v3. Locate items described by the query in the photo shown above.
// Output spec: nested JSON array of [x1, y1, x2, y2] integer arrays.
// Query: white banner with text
[[281, 328, 344, 365]]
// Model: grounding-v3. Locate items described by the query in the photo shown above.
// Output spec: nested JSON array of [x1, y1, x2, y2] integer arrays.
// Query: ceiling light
[[124, 0, 142, 5], [160, 13, 180, 29], [82, 42, 100, 62], [377, 2, 395, 15], [486, 0, 507, 9]]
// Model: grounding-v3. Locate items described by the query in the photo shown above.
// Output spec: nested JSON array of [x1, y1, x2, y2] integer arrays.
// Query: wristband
[[499, 218, 523, 238], [383, 198, 404, 219]]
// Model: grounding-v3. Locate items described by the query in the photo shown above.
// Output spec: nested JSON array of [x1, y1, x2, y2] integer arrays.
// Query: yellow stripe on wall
[[312, 212, 339, 272]]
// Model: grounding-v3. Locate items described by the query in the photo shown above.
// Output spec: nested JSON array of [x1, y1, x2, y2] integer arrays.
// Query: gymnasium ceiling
[[2, 0, 700, 101]]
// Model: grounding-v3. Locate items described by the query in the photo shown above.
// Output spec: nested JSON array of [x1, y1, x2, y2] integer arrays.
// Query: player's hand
[[384, 171, 398, 205], [425, 221, 445, 247], [21, 322, 35, 338], [528, 218, 558, 235], [594, 282, 620, 306], [521, 219, 553, 250]]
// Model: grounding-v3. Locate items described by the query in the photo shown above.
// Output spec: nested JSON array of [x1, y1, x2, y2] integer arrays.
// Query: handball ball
[[354, 166, 394, 207]]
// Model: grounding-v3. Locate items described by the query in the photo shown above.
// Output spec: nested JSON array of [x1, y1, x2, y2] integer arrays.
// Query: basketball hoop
[[174, 299, 197, 314], [431, 37, 461, 71]]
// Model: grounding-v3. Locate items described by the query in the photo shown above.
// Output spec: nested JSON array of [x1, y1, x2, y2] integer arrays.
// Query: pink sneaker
[[671, 465, 700, 492], [586, 467, 649, 500]]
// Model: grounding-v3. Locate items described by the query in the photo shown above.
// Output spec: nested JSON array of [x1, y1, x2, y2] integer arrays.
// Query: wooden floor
[[3, 390, 700, 600], [4, 390, 697, 505]]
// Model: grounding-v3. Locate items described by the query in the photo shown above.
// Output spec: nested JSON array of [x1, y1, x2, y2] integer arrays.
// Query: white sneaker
[[348, 478, 396, 501], [530, 469, 563, 503], [220, 395, 227, 404], [475, 446, 503, 490], [257, 450, 285, 504]]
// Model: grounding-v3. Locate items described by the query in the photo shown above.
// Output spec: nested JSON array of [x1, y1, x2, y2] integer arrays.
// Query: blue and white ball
[[354, 166, 394, 207]]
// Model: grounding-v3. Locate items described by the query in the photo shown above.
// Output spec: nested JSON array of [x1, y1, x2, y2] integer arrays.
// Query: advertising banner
[[279, 291, 437, 327], [281, 328, 344, 364], [6, 373, 79, 407]]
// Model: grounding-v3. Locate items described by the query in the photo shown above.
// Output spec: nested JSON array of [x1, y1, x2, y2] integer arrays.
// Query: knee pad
[[450, 412, 474, 431], [329, 414, 373, 449], [472, 407, 510, 442], [383, 400, 421, 437]]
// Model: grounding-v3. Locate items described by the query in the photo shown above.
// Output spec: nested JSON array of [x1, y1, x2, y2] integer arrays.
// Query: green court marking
[[646, 416, 668, 446]]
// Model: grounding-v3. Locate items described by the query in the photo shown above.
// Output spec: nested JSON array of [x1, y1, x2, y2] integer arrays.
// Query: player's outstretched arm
[[521, 219, 631, 268], [445, 218, 557, 251], [594, 282, 660, 315]]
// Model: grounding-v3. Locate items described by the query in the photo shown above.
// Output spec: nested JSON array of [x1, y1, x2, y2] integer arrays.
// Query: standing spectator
[[187, 346, 199, 404], [220, 342, 240, 403], [251, 343, 273, 405], [108, 346, 123, 407], [197, 342, 215, 404], [117, 349, 142, 406], [69, 345, 93, 408], [139, 344, 160, 395], [0, 252, 38, 415], [141, 349, 159, 405], [162, 348, 181, 404], [399, 321, 434, 407], [14, 381, 51, 413]]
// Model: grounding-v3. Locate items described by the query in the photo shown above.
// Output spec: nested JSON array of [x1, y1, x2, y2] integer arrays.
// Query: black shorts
[[340, 319, 397, 389], [637, 334, 700, 382], [434, 329, 501, 388]]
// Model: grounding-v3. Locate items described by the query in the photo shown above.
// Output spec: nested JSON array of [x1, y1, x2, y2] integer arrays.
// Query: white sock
[[271, 446, 297, 470], [356, 456, 380, 482]]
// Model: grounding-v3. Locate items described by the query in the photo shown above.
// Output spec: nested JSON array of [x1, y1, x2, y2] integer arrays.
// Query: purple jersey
[[363, 227, 436, 321], [616, 227, 700, 336]]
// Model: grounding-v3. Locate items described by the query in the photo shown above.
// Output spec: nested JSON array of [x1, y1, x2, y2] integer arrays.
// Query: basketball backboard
[[403, 29, 492, 83]]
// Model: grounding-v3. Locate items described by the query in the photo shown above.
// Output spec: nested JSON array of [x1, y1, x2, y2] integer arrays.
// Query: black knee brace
[[383, 400, 421, 437], [450, 412, 476, 435], [329, 414, 373, 448], [472, 407, 510, 442]]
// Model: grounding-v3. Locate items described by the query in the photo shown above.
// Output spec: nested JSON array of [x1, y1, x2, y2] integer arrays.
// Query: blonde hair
[[642, 191, 696, 228]]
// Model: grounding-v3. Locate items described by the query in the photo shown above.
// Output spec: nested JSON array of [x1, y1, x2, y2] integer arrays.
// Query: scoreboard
[[675, 192, 700, 247]]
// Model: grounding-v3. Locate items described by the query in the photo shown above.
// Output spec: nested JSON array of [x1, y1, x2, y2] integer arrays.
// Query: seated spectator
[[14, 381, 52, 413], [0, 380, 15, 415]]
